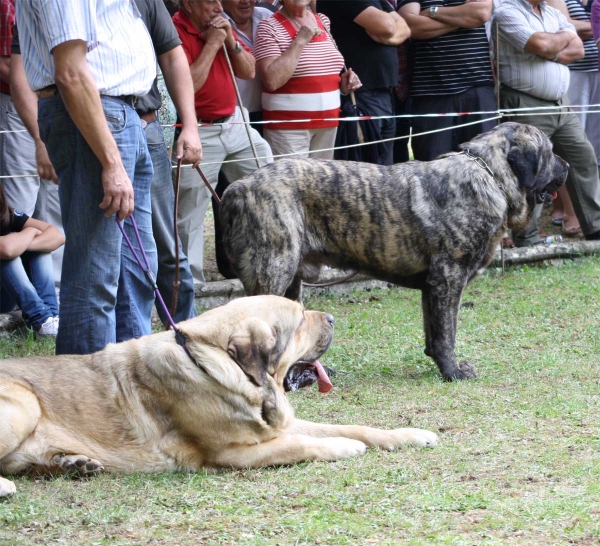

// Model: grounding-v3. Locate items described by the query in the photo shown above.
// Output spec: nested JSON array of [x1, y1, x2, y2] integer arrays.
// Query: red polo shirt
[[173, 11, 251, 120], [0, 0, 15, 95]]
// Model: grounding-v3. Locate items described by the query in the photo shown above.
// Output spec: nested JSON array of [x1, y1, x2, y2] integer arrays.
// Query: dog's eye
[[227, 348, 236, 359]]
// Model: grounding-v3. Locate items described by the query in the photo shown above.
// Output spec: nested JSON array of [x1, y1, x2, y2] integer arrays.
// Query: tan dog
[[0, 296, 437, 497]]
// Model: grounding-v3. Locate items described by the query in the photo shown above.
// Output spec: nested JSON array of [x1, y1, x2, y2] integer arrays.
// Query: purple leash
[[116, 215, 207, 374]]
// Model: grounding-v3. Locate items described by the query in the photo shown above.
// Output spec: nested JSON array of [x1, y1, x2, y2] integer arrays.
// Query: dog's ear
[[227, 318, 277, 387], [507, 145, 540, 188]]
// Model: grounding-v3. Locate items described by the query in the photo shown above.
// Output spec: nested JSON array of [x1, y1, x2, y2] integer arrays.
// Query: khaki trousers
[[501, 87, 600, 244]]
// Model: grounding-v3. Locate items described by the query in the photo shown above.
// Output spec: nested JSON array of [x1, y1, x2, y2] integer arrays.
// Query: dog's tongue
[[313, 360, 333, 393]]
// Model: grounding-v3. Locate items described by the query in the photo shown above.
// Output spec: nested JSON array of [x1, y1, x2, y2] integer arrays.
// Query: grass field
[[1, 257, 599, 545]]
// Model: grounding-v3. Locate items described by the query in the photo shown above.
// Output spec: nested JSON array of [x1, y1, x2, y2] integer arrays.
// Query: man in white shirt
[[16, 0, 160, 354]]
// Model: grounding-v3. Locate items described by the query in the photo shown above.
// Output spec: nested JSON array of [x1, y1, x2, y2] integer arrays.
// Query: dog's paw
[[321, 438, 367, 461], [53, 453, 104, 476], [0, 477, 17, 498], [379, 428, 438, 450], [445, 361, 478, 381]]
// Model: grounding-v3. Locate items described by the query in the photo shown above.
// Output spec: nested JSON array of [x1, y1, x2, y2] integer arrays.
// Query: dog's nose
[[325, 313, 335, 327]]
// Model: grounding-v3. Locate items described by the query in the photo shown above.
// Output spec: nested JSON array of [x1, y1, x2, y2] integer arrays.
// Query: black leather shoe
[[585, 230, 600, 241]]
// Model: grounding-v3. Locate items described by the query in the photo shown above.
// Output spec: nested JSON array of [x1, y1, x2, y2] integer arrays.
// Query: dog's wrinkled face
[[502, 122, 569, 209], [216, 296, 335, 392]]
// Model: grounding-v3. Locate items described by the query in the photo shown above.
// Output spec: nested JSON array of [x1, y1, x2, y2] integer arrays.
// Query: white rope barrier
[[0, 106, 598, 179]]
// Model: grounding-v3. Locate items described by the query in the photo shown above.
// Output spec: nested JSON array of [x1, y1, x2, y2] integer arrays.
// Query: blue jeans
[[38, 95, 157, 355], [0, 251, 58, 328], [145, 119, 196, 324]]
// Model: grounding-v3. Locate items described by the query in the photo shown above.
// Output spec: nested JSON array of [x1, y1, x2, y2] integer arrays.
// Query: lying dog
[[0, 296, 437, 497], [220, 122, 569, 381]]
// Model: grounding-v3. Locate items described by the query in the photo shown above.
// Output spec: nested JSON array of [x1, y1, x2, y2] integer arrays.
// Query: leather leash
[[116, 214, 207, 374]]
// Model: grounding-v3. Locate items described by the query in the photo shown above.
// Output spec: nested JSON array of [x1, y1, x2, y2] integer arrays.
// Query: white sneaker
[[35, 316, 59, 338]]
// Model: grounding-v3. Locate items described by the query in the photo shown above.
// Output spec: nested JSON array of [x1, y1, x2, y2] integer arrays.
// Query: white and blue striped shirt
[[16, 0, 157, 95], [492, 0, 576, 101]]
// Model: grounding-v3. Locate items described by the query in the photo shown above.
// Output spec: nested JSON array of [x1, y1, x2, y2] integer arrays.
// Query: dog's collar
[[461, 149, 506, 193], [461, 149, 495, 179]]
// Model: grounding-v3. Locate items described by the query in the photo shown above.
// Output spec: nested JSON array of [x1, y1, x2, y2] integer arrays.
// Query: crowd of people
[[0, 0, 599, 355]]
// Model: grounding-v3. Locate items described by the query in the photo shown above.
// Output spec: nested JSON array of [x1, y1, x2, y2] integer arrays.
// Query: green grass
[[2, 257, 600, 545]]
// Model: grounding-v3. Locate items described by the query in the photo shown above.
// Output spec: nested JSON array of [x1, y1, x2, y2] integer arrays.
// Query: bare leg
[[290, 419, 438, 449]]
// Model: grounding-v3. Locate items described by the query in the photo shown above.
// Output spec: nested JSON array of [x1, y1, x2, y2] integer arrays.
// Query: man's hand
[[204, 24, 227, 48], [208, 16, 235, 49], [175, 126, 203, 168], [34, 140, 59, 184], [99, 163, 135, 220]]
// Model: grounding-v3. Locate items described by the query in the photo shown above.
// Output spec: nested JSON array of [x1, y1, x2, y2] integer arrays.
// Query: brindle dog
[[220, 123, 569, 381]]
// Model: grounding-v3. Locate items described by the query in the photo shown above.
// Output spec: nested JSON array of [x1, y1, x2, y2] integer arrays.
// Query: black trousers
[[410, 85, 497, 161]]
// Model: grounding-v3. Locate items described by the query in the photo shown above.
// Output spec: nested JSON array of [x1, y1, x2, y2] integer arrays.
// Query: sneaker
[[35, 316, 59, 339]]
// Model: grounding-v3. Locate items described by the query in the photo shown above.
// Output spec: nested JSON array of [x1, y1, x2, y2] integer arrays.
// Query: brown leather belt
[[36, 84, 138, 107], [198, 115, 232, 125]]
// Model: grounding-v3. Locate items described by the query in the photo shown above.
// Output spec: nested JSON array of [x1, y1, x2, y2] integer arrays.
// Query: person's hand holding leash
[[100, 162, 135, 220], [176, 126, 203, 168]]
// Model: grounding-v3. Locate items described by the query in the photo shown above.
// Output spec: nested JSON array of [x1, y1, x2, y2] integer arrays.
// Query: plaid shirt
[[0, 0, 15, 94]]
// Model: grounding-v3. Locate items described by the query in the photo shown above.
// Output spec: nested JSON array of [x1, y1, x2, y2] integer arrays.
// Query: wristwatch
[[429, 6, 439, 19], [229, 40, 242, 55]]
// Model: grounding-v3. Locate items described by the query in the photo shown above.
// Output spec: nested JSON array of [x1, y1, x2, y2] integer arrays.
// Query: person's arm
[[525, 28, 584, 63], [546, 0, 593, 39], [398, 2, 458, 39], [257, 25, 320, 92], [9, 53, 59, 183], [157, 45, 202, 167], [354, 6, 411, 45], [52, 40, 134, 220], [188, 22, 255, 91], [592, 0, 600, 46], [210, 16, 255, 79], [0, 55, 9, 85], [22, 217, 65, 253], [420, 0, 492, 29], [0, 228, 40, 260], [496, 7, 583, 63]]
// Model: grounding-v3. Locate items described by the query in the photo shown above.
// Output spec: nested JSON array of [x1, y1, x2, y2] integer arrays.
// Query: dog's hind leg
[[421, 257, 478, 381], [48, 453, 104, 476], [0, 383, 41, 497]]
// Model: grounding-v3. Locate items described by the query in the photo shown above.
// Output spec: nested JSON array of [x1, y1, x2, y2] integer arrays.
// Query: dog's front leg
[[421, 258, 477, 381], [213, 434, 367, 469], [290, 420, 438, 449]]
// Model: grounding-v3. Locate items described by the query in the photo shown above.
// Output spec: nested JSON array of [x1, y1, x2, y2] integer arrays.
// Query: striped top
[[254, 12, 344, 130], [398, 0, 494, 96], [565, 0, 598, 72], [15, 0, 156, 95], [492, 0, 576, 101]]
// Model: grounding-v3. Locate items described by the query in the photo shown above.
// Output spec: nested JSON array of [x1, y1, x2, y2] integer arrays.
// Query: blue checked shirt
[[16, 0, 157, 95]]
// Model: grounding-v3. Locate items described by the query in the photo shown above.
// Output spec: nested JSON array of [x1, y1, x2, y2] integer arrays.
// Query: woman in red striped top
[[254, 0, 361, 160]]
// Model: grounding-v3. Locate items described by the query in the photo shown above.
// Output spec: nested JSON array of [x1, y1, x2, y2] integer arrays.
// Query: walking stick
[[222, 44, 261, 168]]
